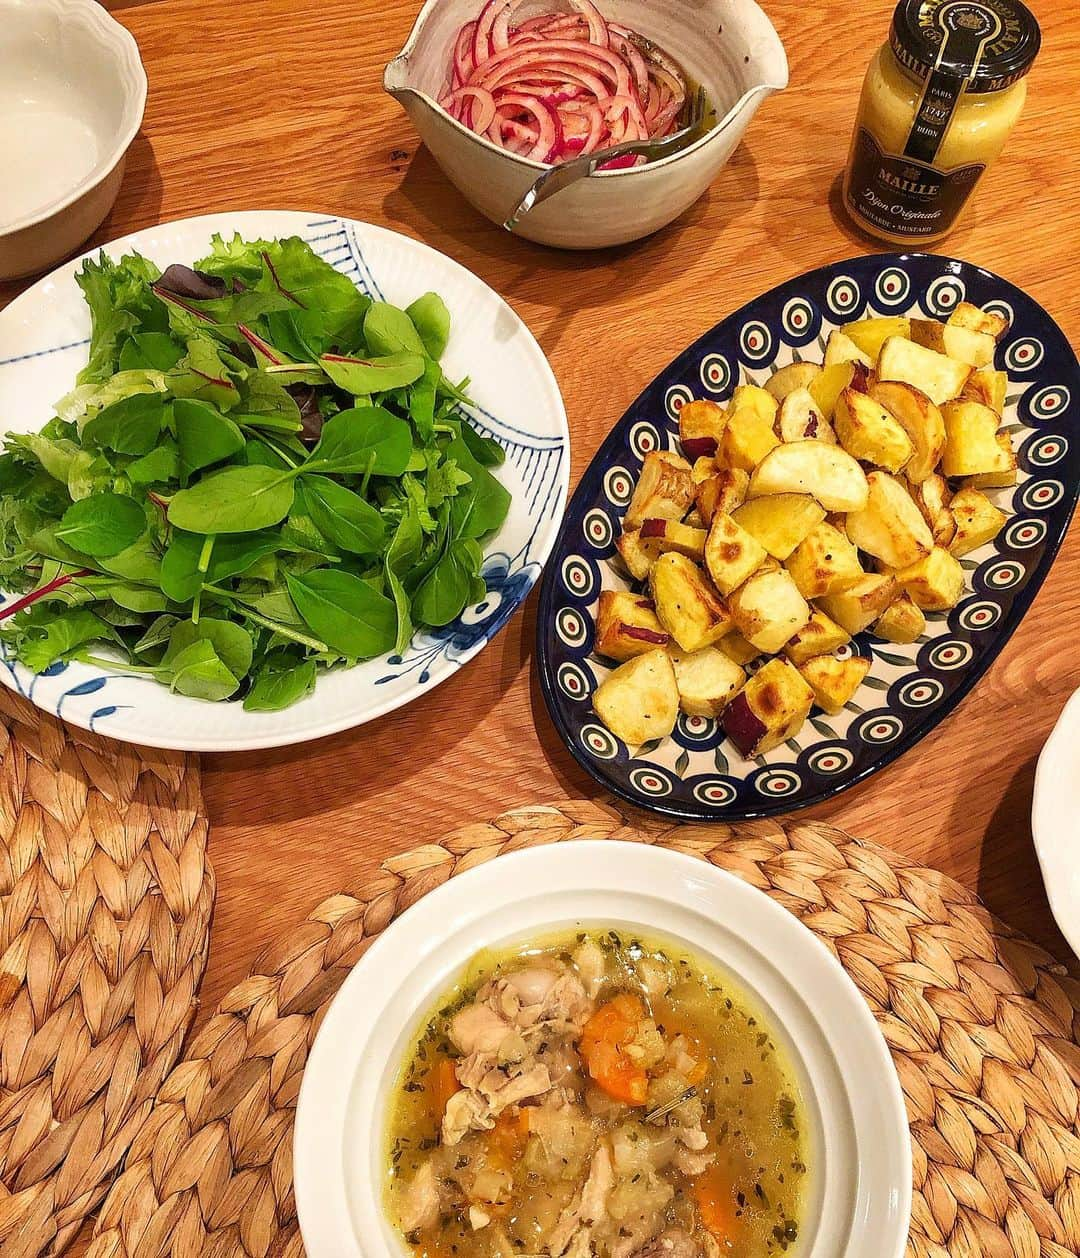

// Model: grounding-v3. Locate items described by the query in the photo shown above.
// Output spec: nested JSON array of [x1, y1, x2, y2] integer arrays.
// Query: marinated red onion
[[439, 0, 690, 168]]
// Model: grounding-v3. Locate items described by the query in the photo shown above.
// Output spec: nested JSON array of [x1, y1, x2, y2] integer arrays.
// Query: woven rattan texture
[[0, 690, 214, 1258], [84, 800, 1080, 1258]]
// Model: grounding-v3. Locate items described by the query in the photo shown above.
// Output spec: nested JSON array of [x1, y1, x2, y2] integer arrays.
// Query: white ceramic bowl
[[294, 839, 912, 1258], [1032, 688, 1080, 960], [384, 0, 788, 249], [0, 0, 147, 281]]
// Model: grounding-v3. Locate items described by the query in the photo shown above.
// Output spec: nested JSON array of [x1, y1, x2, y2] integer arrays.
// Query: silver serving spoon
[[503, 86, 708, 233]]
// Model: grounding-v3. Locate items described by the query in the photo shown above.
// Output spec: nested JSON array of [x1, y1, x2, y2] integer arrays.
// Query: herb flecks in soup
[[385, 930, 809, 1258]]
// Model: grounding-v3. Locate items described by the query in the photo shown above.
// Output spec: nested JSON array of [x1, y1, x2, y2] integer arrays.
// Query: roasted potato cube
[[963, 431, 1017, 489], [650, 552, 732, 651], [940, 400, 1011, 479], [841, 316, 911, 360], [776, 387, 837, 444], [720, 630, 763, 666], [639, 518, 708, 562], [818, 574, 898, 635], [809, 361, 870, 420], [685, 507, 706, 528], [910, 319, 996, 368], [592, 650, 679, 747], [834, 388, 914, 473], [669, 647, 745, 716], [722, 658, 814, 757], [948, 301, 1009, 341], [961, 365, 1007, 415], [625, 450, 695, 529], [732, 493, 826, 561], [704, 512, 768, 595], [846, 471, 933, 569], [729, 384, 778, 425], [907, 473, 956, 548], [877, 335, 971, 404], [887, 547, 964, 611], [824, 329, 873, 369], [691, 456, 717, 484], [784, 522, 863, 599], [616, 530, 655, 581], [784, 608, 852, 665], [949, 486, 1007, 556], [765, 361, 822, 402], [798, 653, 871, 715], [868, 380, 946, 483], [679, 399, 728, 460], [595, 591, 671, 661], [873, 593, 926, 644], [718, 405, 779, 472], [695, 467, 749, 525], [749, 441, 869, 512], [728, 568, 811, 654]]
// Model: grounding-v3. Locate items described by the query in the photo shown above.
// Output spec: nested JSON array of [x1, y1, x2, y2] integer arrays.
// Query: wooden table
[[4, 0, 1079, 1021]]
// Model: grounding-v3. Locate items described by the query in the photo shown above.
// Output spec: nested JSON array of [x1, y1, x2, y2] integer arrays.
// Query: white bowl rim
[[1, 0, 148, 235], [1032, 686, 1080, 960], [293, 837, 912, 1258], [384, 0, 789, 179]]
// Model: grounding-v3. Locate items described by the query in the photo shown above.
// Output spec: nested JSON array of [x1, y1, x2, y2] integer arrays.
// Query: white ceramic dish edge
[[1032, 687, 1080, 961], [293, 838, 912, 1258]]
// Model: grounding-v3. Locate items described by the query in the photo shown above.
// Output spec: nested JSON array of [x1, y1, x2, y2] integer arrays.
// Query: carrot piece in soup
[[693, 1168, 739, 1243], [580, 994, 650, 1104], [429, 1056, 460, 1118]]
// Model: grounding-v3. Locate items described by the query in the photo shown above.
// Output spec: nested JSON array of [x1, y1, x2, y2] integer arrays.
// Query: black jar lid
[[890, 0, 1041, 93]]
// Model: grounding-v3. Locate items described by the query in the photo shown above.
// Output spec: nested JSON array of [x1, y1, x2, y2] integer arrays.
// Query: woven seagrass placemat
[[84, 800, 1080, 1258], [0, 690, 214, 1258]]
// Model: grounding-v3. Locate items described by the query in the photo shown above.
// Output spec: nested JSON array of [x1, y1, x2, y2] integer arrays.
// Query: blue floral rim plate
[[537, 254, 1080, 821]]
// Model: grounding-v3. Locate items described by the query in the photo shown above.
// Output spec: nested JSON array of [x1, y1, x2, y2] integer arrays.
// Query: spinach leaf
[[406, 292, 451, 360], [363, 301, 426, 356], [412, 539, 474, 627], [82, 392, 166, 455], [445, 434, 511, 538], [298, 476, 386, 555], [55, 494, 145, 557], [384, 559, 413, 655], [163, 617, 253, 681], [243, 651, 317, 711], [167, 336, 242, 410], [119, 333, 185, 373], [133, 614, 181, 655], [303, 406, 412, 477], [285, 568, 397, 658], [460, 421, 506, 468], [127, 442, 180, 485], [173, 398, 246, 480], [168, 465, 295, 533], [319, 352, 425, 394], [164, 639, 240, 701]]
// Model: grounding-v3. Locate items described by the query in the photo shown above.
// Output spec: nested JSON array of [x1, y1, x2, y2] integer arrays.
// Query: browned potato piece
[[940, 400, 1011, 479], [910, 319, 996, 368], [948, 301, 1009, 341], [692, 456, 717, 484], [595, 591, 671, 662], [809, 361, 870, 420], [834, 388, 914, 473], [639, 518, 708, 562], [824, 329, 873, 368], [907, 473, 955, 548], [877, 335, 971, 404], [720, 631, 763, 666], [728, 568, 811, 654], [695, 467, 749, 525], [961, 365, 1007, 415], [679, 399, 728, 461], [963, 431, 1017, 489], [624, 450, 695, 529], [886, 547, 964, 611], [841, 316, 911, 360], [873, 593, 926, 644], [615, 530, 655, 581], [722, 658, 814, 757], [592, 650, 679, 747], [846, 471, 933, 569], [818, 574, 898, 635], [718, 407, 779, 472], [748, 441, 869, 512], [868, 380, 946, 483], [668, 647, 745, 716], [730, 384, 778, 424], [704, 513, 768, 595], [732, 494, 827, 561], [765, 361, 822, 402], [650, 552, 732, 652], [798, 654, 871, 715], [785, 522, 863, 600], [776, 388, 837, 444], [948, 487, 1007, 556], [784, 608, 852, 665]]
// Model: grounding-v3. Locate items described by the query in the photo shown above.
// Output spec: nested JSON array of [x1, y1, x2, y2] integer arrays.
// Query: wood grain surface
[[2, 0, 1078, 1036]]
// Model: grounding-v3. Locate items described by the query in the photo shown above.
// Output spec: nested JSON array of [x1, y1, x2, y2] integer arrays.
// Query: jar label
[[845, 128, 985, 238]]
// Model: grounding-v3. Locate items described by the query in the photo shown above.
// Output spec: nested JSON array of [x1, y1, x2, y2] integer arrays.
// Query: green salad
[[0, 235, 511, 710]]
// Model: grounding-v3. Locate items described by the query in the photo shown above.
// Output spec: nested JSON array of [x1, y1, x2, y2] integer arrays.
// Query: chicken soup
[[384, 928, 810, 1258]]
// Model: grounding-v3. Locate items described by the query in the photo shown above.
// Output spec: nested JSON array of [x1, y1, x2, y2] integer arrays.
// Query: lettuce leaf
[[75, 253, 164, 385]]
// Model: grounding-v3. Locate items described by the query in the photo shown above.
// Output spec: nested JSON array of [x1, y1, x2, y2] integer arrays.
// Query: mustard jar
[[843, 0, 1041, 244]]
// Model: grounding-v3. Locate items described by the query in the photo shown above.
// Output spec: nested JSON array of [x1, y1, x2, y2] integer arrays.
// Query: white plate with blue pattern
[[0, 211, 569, 750]]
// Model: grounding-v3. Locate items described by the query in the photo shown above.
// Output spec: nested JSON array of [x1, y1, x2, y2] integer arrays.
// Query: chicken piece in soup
[[385, 929, 809, 1258]]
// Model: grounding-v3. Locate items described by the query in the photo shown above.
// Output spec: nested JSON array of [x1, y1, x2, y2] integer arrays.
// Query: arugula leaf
[[303, 406, 412, 477], [406, 292, 451, 360], [285, 568, 397, 658], [168, 465, 295, 534], [55, 494, 145, 557], [243, 651, 317, 711], [4, 605, 116, 673], [298, 476, 386, 555], [319, 352, 425, 394], [82, 393, 166, 455]]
